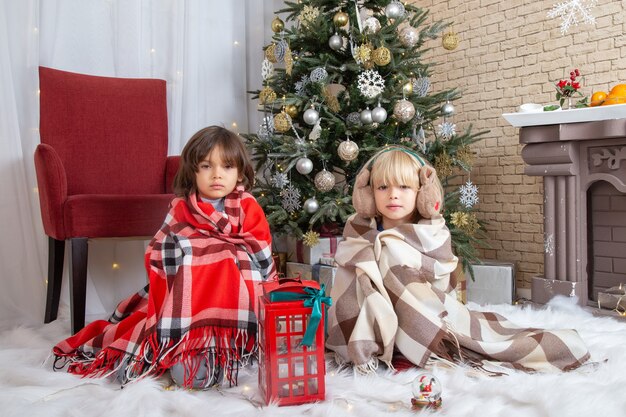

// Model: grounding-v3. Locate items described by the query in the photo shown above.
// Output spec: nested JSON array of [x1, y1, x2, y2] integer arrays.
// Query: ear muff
[[352, 166, 377, 217], [416, 165, 443, 219], [351, 146, 442, 219]]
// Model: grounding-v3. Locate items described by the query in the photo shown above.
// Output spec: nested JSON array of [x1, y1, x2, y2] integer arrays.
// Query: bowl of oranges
[[591, 84, 626, 107]]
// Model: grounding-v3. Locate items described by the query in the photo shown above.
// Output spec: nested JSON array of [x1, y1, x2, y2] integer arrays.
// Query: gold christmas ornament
[[337, 139, 359, 161], [314, 169, 335, 192], [323, 86, 341, 113], [402, 81, 413, 95], [285, 104, 298, 119], [456, 145, 474, 167], [354, 43, 373, 64], [393, 99, 416, 123], [298, 5, 320, 27], [284, 46, 293, 76], [434, 151, 453, 177], [442, 30, 459, 50], [271, 17, 284, 33], [333, 11, 349, 27], [259, 86, 277, 104], [302, 230, 321, 247], [265, 43, 277, 63], [451, 211, 469, 228], [372, 46, 391, 66], [273, 111, 291, 133], [462, 213, 480, 235]]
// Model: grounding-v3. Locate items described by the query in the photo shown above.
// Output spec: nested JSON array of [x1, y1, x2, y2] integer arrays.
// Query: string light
[[33, 187, 38, 194], [231, 122, 238, 129], [233, 41, 239, 46], [112, 263, 120, 270], [150, 48, 156, 53]]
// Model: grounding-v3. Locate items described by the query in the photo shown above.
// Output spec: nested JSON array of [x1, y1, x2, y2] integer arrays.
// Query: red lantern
[[258, 277, 330, 406]]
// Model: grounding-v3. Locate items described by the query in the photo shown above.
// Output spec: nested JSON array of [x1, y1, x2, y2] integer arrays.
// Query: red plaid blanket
[[53, 186, 275, 385]]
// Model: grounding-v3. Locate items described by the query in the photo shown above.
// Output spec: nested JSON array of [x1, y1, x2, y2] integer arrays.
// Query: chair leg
[[44, 237, 65, 323], [69, 237, 88, 335]]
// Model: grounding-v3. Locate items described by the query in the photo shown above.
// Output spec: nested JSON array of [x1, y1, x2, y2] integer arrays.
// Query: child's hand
[[416, 166, 442, 219]]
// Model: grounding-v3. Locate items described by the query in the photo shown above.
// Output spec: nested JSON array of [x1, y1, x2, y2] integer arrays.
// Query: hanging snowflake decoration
[[261, 58, 274, 81], [437, 121, 457, 140], [353, 44, 373, 64], [298, 5, 320, 27], [271, 171, 289, 189], [309, 120, 322, 140], [547, 0, 597, 35], [459, 180, 479, 208], [544, 233, 555, 255], [357, 70, 385, 99], [280, 184, 301, 213], [295, 75, 310, 96], [257, 116, 275, 140]]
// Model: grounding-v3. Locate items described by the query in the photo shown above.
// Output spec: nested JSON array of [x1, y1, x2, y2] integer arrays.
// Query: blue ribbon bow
[[268, 284, 332, 347]]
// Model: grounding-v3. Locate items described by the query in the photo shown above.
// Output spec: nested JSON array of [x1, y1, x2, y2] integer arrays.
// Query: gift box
[[272, 252, 287, 276], [258, 277, 331, 406], [467, 261, 516, 305], [286, 235, 343, 265], [286, 262, 337, 294], [453, 262, 467, 304]]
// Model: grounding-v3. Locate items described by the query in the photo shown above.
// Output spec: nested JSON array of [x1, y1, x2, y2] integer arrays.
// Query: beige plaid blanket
[[326, 214, 590, 373]]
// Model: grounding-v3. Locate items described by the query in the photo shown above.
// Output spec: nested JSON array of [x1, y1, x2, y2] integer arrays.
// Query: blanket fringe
[[53, 325, 256, 388]]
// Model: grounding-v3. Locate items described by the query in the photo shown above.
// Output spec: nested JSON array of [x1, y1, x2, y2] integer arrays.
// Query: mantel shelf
[[503, 103, 626, 127]]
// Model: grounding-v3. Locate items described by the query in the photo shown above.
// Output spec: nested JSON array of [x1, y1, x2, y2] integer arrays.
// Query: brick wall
[[418, 0, 625, 289]]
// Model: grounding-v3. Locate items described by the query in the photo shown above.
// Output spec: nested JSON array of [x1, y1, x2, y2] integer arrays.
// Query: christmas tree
[[244, 0, 487, 270]]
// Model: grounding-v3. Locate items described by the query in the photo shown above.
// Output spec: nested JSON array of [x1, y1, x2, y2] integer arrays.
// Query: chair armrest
[[34, 143, 68, 240], [165, 155, 180, 194]]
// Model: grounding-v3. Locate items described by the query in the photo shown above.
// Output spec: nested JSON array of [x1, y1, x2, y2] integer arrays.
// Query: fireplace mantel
[[516, 117, 626, 305]]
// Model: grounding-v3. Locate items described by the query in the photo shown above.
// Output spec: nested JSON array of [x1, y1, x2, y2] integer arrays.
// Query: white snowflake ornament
[[357, 70, 385, 99], [547, 0, 597, 34], [459, 180, 479, 208], [261, 59, 274, 81], [437, 121, 457, 140], [271, 172, 289, 189], [280, 184, 301, 213]]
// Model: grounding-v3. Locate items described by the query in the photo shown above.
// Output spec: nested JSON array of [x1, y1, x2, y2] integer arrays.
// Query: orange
[[609, 83, 626, 97], [591, 91, 607, 107], [601, 93, 626, 106]]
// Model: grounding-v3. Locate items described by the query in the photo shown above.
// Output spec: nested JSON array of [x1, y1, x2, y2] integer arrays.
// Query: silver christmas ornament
[[303, 197, 320, 214], [310, 67, 328, 83], [442, 101, 455, 117], [314, 169, 335, 192], [347, 112, 362, 126], [393, 99, 416, 123], [338, 139, 359, 161], [399, 26, 419, 47], [360, 108, 373, 124], [296, 157, 314, 175], [363, 17, 381, 34], [371, 105, 388, 123], [303, 108, 320, 125], [328, 34, 343, 51], [385, 1, 405, 19]]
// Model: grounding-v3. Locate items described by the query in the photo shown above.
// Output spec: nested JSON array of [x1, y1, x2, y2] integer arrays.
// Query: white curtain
[[0, 0, 282, 326]]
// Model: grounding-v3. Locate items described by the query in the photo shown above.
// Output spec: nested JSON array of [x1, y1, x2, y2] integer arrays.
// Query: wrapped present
[[272, 252, 287, 276], [286, 235, 343, 265], [318, 253, 336, 267], [258, 277, 331, 406], [286, 262, 337, 293], [467, 261, 515, 305], [454, 262, 467, 304]]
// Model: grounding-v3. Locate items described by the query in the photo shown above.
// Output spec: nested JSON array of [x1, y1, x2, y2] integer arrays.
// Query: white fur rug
[[2, 297, 625, 417]]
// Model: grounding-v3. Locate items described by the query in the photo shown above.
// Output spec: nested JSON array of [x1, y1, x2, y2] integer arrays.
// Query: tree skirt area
[[2, 297, 625, 417]]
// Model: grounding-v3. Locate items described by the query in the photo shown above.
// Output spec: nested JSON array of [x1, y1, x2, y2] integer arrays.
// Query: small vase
[[563, 97, 573, 110]]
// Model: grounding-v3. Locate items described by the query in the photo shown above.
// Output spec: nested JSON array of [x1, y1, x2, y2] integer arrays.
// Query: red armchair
[[35, 66, 179, 334]]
